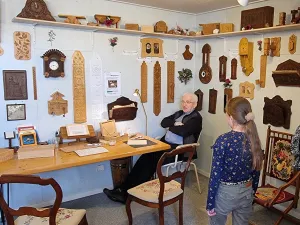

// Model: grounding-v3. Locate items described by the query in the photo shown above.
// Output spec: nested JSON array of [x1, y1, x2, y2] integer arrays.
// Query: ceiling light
[[237, 0, 248, 6]]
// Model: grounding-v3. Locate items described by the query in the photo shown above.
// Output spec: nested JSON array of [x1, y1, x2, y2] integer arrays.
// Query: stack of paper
[[127, 139, 147, 146], [18, 145, 55, 160]]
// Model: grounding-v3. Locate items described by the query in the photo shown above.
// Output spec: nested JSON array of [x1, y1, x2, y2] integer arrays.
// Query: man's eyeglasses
[[181, 101, 194, 104]]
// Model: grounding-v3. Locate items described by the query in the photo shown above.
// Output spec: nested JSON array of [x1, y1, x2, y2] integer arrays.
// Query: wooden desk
[[0, 136, 170, 176]]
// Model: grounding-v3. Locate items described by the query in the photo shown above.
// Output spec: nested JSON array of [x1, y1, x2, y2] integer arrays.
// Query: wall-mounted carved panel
[[231, 58, 237, 80], [14, 31, 31, 60], [3, 70, 28, 100], [140, 38, 164, 58], [239, 38, 254, 76], [194, 89, 203, 111], [272, 59, 300, 87], [255, 55, 267, 88], [199, 44, 212, 84], [167, 61, 175, 103], [141, 61, 147, 103], [48, 91, 68, 116], [209, 89, 217, 114], [289, 34, 297, 54], [17, 0, 56, 21], [153, 61, 161, 116], [239, 81, 255, 100], [107, 97, 138, 122], [224, 88, 233, 113], [32, 66, 37, 100], [219, 55, 227, 82]]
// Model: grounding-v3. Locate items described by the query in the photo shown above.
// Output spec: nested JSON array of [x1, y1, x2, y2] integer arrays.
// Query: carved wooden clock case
[[17, 0, 55, 21], [199, 44, 212, 84], [41, 49, 66, 78]]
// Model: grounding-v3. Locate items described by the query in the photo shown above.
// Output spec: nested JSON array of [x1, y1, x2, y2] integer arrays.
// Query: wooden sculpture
[[182, 45, 193, 60], [32, 66, 37, 100], [154, 21, 168, 33], [41, 49, 66, 78], [58, 15, 86, 24], [72, 51, 87, 123], [167, 61, 175, 103], [48, 91, 68, 116], [17, 0, 55, 21], [224, 88, 233, 113], [289, 34, 297, 54], [255, 55, 267, 88], [14, 31, 31, 60], [140, 38, 164, 58], [231, 58, 237, 80], [239, 38, 254, 76], [241, 6, 274, 29], [141, 61, 147, 103], [272, 59, 300, 87], [208, 89, 217, 114], [277, 12, 286, 26], [199, 44, 212, 84], [94, 15, 121, 28], [219, 55, 227, 82], [239, 81, 255, 100], [153, 61, 161, 116], [194, 89, 203, 111], [263, 95, 292, 129]]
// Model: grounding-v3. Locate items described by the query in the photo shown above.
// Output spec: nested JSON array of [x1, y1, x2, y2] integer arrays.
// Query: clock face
[[30, 1, 43, 13], [49, 61, 59, 71], [199, 66, 212, 84]]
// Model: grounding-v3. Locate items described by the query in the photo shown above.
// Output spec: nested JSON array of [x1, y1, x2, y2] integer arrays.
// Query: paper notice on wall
[[91, 103, 103, 120], [229, 49, 239, 58], [104, 72, 121, 97], [90, 53, 103, 85]]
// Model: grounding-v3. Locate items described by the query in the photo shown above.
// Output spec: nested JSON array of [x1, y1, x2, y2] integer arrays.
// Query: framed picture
[[6, 104, 26, 121], [3, 70, 28, 100], [140, 38, 164, 58]]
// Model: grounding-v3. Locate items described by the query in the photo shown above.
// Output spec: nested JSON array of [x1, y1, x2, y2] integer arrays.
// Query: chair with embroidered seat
[[126, 145, 195, 225], [254, 126, 300, 225], [0, 174, 88, 225]]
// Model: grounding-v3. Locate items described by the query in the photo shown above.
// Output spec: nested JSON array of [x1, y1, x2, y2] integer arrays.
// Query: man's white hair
[[182, 92, 198, 103]]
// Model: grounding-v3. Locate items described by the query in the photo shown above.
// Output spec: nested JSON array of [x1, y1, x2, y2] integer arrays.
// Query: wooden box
[[141, 25, 154, 33], [220, 23, 234, 33], [125, 24, 139, 31], [199, 23, 220, 35], [241, 6, 274, 29], [18, 145, 55, 160], [0, 149, 14, 162]]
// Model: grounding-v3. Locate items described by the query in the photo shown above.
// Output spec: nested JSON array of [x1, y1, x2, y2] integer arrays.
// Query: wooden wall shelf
[[12, 17, 300, 40]]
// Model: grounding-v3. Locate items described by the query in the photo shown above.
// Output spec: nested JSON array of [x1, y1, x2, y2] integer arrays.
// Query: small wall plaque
[[239, 81, 255, 100], [194, 89, 203, 111], [48, 91, 68, 116], [289, 34, 297, 54], [209, 89, 217, 114]]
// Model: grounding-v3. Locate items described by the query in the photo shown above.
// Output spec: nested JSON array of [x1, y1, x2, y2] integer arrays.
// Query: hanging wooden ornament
[[14, 31, 31, 60], [219, 55, 227, 82], [153, 61, 161, 116], [255, 55, 267, 88], [270, 37, 281, 57], [182, 45, 193, 60], [239, 81, 255, 100], [289, 34, 297, 54], [194, 89, 203, 111], [272, 59, 300, 87], [141, 61, 147, 103], [199, 44, 212, 84], [224, 88, 233, 113], [231, 58, 237, 80], [239, 38, 254, 76], [72, 50, 87, 123], [208, 89, 217, 114], [48, 91, 68, 116], [32, 66, 37, 100], [167, 61, 175, 103]]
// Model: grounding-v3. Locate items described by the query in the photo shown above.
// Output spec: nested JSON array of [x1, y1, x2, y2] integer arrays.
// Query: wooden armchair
[[0, 174, 88, 225], [126, 145, 195, 225], [254, 126, 300, 225]]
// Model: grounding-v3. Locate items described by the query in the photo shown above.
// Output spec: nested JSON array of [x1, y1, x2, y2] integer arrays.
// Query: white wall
[[0, 0, 196, 208], [195, 0, 300, 216]]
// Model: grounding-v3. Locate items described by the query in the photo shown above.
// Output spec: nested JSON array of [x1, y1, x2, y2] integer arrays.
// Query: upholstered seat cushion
[[15, 208, 86, 225], [127, 179, 183, 203]]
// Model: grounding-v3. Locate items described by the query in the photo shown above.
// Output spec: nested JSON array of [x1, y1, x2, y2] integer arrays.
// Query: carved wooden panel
[[17, 0, 55, 21], [255, 55, 267, 88], [167, 61, 175, 103], [241, 6, 274, 29], [32, 66, 37, 100], [199, 44, 212, 84], [182, 45, 193, 60], [14, 31, 31, 60], [208, 89, 217, 114], [194, 89, 203, 111], [72, 50, 86, 123], [272, 59, 300, 87], [107, 97, 138, 122], [3, 70, 28, 100], [239, 38, 254, 76], [141, 61, 147, 103], [231, 58, 237, 80], [239, 81, 255, 100], [264, 38, 270, 56], [48, 91, 68, 116], [263, 95, 292, 129], [153, 61, 161, 116], [140, 38, 164, 58], [224, 88, 233, 113], [270, 37, 281, 57], [219, 55, 227, 82], [289, 34, 297, 54]]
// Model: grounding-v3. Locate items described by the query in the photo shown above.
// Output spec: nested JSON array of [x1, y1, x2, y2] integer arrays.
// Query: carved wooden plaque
[[263, 95, 292, 129], [72, 51, 86, 123], [182, 45, 193, 60], [219, 55, 227, 82], [264, 38, 270, 56], [241, 6, 274, 29], [270, 37, 281, 57], [272, 59, 300, 87], [153, 61, 161, 116], [14, 31, 31, 60], [140, 38, 164, 58], [194, 89, 203, 111], [224, 88, 233, 113], [154, 21, 168, 33], [48, 91, 68, 116], [208, 89, 217, 114], [17, 0, 55, 21], [256, 55, 267, 88], [141, 61, 147, 103], [239, 81, 255, 100], [167, 61, 175, 103], [231, 58, 237, 80], [289, 34, 297, 54], [3, 70, 28, 100], [32, 66, 37, 100], [239, 38, 254, 76], [199, 44, 212, 84]]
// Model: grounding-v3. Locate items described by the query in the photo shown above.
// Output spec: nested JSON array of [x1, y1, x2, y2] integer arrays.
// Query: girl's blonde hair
[[226, 97, 263, 170]]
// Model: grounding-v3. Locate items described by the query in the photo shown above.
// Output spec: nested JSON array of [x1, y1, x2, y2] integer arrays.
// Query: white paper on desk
[[127, 139, 147, 146], [66, 124, 89, 136]]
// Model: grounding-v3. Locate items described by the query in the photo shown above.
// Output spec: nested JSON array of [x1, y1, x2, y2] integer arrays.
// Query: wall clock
[[41, 49, 66, 78], [199, 44, 212, 84], [17, 0, 55, 21]]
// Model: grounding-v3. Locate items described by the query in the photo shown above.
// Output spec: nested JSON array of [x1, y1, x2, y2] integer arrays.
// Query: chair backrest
[[156, 145, 195, 202], [0, 174, 63, 225]]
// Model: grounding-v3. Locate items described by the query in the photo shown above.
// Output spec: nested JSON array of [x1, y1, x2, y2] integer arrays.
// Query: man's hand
[[174, 122, 184, 126]]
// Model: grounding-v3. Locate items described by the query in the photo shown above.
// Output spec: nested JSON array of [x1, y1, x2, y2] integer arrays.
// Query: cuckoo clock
[[17, 0, 55, 21], [41, 49, 66, 78]]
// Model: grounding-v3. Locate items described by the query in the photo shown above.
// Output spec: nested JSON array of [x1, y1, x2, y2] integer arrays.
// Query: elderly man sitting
[[103, 92, 202, 203]]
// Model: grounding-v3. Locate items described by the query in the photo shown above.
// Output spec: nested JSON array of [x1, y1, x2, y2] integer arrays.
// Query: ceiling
[[107, 0, 263, 14]]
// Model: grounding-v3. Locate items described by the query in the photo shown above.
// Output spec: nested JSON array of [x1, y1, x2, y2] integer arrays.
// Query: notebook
[[75, 147, 109, 157]]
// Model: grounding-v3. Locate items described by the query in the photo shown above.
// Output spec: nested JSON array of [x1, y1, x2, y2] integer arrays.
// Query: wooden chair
[[0, 174, 88, 225], [254, 126, 300, 225], [126, 145, 195, 225]]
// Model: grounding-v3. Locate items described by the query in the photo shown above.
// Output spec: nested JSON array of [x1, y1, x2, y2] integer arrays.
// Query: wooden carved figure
[[272, 59, 300, 87], [208, 89, 217, 114], [199, 44, 212, 84], [167, 61, 175, 103], [17, 0, 55, 21], [153, 61, 161, 116], [239, 81, 255, 100], [231, 58, 237, 80], [289, 34, 297, 54], [224, 88, 233, 113], [255, 55, 267, 88], [239, 38, 254, 76], [182, 45, 193, 60], [264, 38, 270, 56], [219, 55, 227, 82], [194, 89, 203, 111], [48, 91, 68, 116], [141, 61, 147, 103], [14, 31, 31, 60]]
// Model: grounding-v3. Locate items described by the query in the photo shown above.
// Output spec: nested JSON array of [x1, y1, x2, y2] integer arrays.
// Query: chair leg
[[179, 196, 183, 225], [191, 162, 201, 194], [78, 215, 88, 225], [275, 202, 294, 225], [158, 206, 164, 225], [126, 196, 133, 225]]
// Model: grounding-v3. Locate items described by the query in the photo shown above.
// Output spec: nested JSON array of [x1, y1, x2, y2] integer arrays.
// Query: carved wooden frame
[[194, 89, 203, 111], [239, 81, 255, 100], [140, 38, 164, 58], [3, 70, 28, 100]]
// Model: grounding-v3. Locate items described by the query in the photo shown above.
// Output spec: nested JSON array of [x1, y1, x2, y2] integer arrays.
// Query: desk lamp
[[133, 89, 147, 136]]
